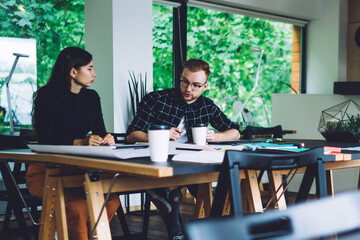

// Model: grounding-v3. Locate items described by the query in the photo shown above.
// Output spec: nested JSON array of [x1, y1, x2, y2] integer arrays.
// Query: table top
[[0, 148, 221, 178], [1, 139, 360, 178]]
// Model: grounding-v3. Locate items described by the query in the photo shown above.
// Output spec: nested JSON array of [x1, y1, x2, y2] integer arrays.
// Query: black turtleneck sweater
[[34, 86, 107, 145]]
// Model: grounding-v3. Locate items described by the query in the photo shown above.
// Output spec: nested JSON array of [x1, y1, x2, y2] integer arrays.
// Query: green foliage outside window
[[153, 5, 293, 127], [152, 4, 173, 90], [0, 0, 85, 87], [1, 2, 292, 129]]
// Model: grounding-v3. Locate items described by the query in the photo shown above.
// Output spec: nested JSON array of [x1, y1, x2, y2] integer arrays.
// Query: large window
[[187, 7, 293, 127], [152, 3, 296, 128], [0, 0, 84, 131], [152, 4, 173, 90]]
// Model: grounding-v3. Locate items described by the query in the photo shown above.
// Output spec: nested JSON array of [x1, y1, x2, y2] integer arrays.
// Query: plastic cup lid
[[148, 124, 170, 130]]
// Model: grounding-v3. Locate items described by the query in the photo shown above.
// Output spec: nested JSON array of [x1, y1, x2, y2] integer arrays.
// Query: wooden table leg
[[193, 183, 213, 219], [182, 187, 196, 204], [358, 169, 360, 190], [38, 168, 60, 240], [216, 170, 263, 216], [244, 170, 264, 213], [55, 177, 68, 240], [326, 170, 334, 196], [267, 171, 287, 210], [84, 173, 112, 240]]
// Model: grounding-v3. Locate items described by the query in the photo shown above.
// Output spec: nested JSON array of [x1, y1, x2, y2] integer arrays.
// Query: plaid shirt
[[126, 88, 239, 142]]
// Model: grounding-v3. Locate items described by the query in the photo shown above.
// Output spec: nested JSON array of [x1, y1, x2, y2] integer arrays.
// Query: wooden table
[[0, 149, 262, 240]]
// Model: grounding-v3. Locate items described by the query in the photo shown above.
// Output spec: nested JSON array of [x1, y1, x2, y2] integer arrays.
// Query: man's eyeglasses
[[180, 79, 207, 90]]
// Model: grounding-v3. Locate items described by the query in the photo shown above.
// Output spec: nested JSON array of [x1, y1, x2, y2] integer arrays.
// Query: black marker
[[176, 147, 202, 151], [114, 145, 149, 149]]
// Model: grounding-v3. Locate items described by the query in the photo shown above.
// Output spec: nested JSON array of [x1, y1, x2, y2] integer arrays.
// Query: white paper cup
[[192, 124, 207, 145], [148, 125, 170, 162]]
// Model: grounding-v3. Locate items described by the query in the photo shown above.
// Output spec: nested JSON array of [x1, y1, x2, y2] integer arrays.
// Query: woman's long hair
[[44, 46, 93, 96]]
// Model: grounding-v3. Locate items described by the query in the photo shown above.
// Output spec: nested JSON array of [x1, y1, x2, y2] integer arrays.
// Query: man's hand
[[207, 129, 241, 142], [206, 129, 216, 141], [170, 127, 183, 141]]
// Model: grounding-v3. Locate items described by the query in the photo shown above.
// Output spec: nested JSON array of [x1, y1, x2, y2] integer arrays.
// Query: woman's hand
[[101, 133, 115, 146], [74, 134, 112, 146]]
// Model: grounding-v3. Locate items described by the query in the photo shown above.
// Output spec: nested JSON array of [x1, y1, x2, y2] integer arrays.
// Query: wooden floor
[[0, 203, 196, 240], [0, 192, 308, 240]]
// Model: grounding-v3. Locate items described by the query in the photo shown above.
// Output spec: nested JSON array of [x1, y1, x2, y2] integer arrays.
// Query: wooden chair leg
[[2, 201, 12, 231], [116, 204, 131, 238], [142, 194, 151, 236]]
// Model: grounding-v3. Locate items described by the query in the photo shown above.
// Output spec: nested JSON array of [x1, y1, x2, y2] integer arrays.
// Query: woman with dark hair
[[26, 47, 120, 239]]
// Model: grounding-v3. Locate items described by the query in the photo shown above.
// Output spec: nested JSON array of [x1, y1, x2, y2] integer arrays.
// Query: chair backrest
[[112, 133, 127, 144], [225, 147, 324, 171], [242, 125, 283, 139], [210, 147, 327, 218], [187, 191, 360, 240]]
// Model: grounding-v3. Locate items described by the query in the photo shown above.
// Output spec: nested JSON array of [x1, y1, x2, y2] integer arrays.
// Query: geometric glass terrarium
[[318, 99, 360, 142]]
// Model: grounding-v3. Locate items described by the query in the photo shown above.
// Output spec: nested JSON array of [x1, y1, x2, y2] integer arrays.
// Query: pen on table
[[176, 147, 202, 151], [292, 143, 305, 148], [175, 129, 184, 134]]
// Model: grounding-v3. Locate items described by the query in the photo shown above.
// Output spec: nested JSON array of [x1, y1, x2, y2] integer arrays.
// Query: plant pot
[[320, 131, 360, 142], [318, 100, 360, 142]]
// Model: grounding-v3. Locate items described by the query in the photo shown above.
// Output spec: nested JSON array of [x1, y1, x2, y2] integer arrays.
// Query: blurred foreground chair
[[186, 191, 360, 240], [210, 147, 327, 218]]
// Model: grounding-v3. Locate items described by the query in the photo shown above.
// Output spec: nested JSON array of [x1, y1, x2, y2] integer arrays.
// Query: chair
[[0, 129, 41, 239], [241, 125, 283, 140], [111, 133, 153, 238], [210, 147, 327, 218], [0, 162, 42, 240], [240, 125, 284, 193], [186, 191, 360, 240]]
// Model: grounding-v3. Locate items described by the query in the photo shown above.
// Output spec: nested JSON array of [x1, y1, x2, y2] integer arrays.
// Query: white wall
[[85, 0, 153, 133], [306, 0, 347, 94], [85, 0, 114, 132], [85, 0, 153, 206], [113, 0, 153, 133]]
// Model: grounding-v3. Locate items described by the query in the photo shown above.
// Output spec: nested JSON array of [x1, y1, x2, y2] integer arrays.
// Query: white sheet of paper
[[172, 151, 225, 164], [27, 144, 151, 159], [28, 142, 244, 161]]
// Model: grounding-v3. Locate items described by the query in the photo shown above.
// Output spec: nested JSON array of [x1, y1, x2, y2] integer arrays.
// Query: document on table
[[172, 151, 225, 164], [27, 144, 151, 159], [170, 142, 245, 164]]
